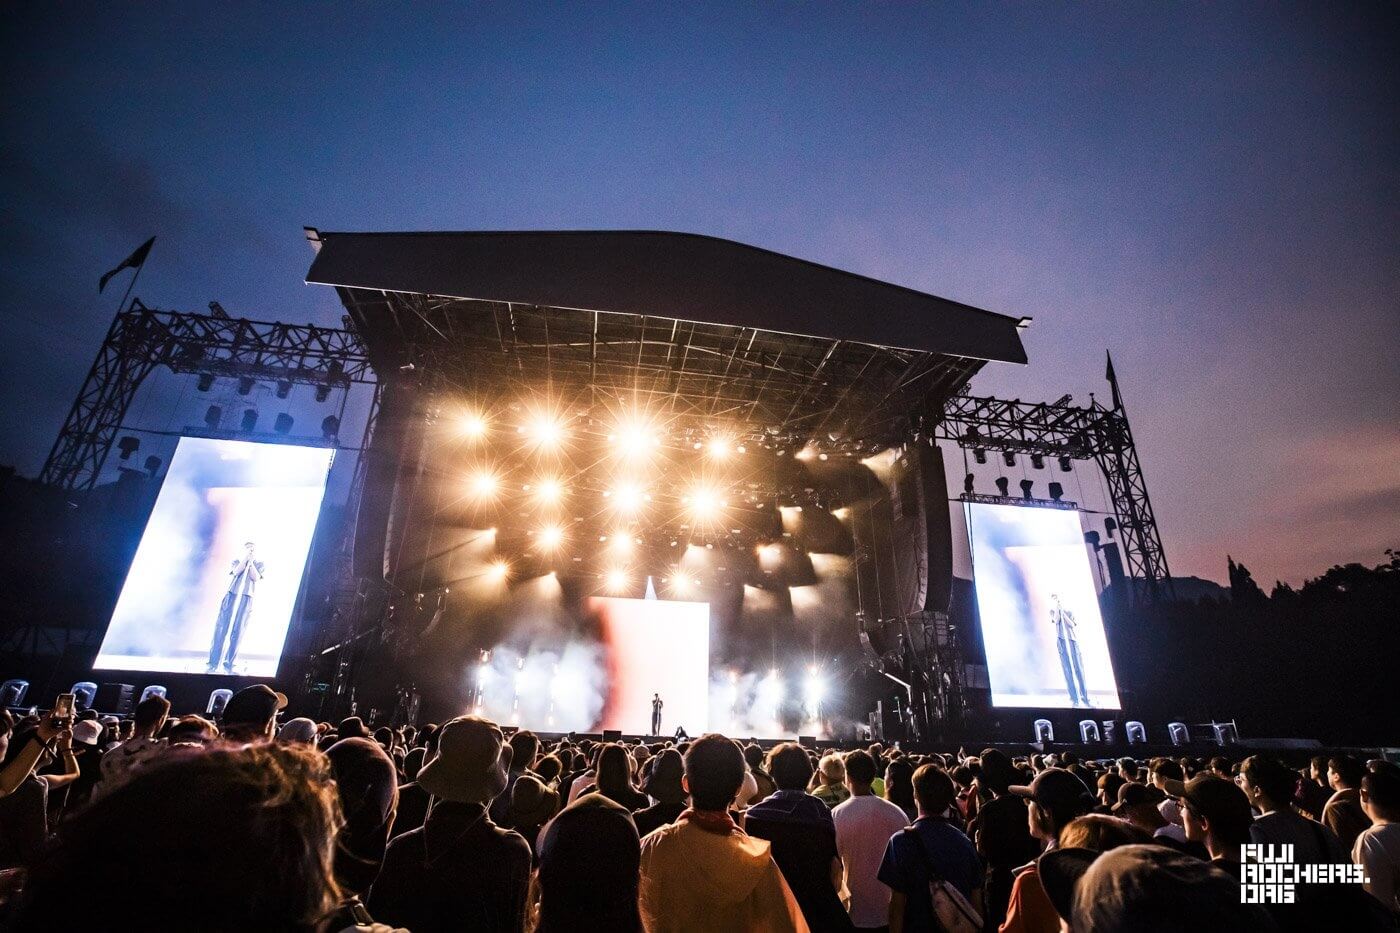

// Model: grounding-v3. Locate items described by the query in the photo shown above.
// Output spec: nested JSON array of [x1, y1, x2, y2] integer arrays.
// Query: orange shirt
[[999, 864, 1060, 933]]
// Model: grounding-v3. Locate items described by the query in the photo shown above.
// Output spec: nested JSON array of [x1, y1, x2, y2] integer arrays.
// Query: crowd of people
[[0, 685, 1397, 931]]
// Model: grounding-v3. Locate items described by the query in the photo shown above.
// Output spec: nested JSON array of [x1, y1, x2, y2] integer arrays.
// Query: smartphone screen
[[53, 693, 75, 721]]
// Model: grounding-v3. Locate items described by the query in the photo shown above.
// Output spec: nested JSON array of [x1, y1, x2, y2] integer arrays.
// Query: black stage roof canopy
[[305, 229, 1026, 364], [305, 229, 1027, 446]]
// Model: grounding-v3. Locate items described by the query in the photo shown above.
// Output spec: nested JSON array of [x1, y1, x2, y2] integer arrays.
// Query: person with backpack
[[877, 764, 983, 932]]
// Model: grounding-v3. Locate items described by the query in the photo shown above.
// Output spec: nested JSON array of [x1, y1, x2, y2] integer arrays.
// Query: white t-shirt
[[1353, 821, 1400, 913], [832, 792, 911, 929]]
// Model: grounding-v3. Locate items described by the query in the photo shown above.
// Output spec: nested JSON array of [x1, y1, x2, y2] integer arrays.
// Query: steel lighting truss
[[337, 290, 984, 453], [39, 299, 373, 491], [935, 392, 1173, 603]]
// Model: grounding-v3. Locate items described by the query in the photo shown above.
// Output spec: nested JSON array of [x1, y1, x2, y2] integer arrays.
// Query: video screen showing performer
[[95, 437, 334, 677], [965, 501, 1123, 709]]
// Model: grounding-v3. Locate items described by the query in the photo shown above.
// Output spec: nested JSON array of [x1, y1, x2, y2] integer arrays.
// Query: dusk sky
[[1, 4, 1395, 587]]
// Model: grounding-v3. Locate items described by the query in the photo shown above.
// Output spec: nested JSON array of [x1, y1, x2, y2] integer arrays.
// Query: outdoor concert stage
[[17, 228, 1175, 746]]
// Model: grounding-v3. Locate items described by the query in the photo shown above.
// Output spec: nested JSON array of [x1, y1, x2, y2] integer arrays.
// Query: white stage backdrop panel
[[966, 502, 1122, 709], [588, 596, 710, 735], [95, 437, 334, 677]]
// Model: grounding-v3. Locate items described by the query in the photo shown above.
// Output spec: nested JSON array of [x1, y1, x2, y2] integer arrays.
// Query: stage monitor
[[95, 437, 334, 678], [587, 595, 710, 735], [965, 501, 1122, 710]]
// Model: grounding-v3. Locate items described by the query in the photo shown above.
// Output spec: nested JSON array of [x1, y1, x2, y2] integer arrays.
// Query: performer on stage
[[1049, 593, 1090, 706], [651, 693, 663, 734], [207, 542, 265, 674]]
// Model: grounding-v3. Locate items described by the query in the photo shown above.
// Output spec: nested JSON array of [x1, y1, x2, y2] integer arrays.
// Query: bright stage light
[[684, 485, 726, 522], [537, 525, 565, 550], [534, 477, 564, 505], [757, 543, 782, 563], [459, 412, 488, 440], [488, 559, 510, 582], [611, 418, 660, 459], [804, 669, 827, 707], [705, 436, 733, 459], [608, 533, 634, 556], [468, 470, 499, 500], [670, 574, 692, 595], [609, 482, 647, 513], [795, 446, 816, 461], [604, 568, 630, 592], [523, 412, 567, 450]]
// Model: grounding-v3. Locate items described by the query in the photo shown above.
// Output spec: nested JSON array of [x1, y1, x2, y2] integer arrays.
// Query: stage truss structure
[[28, 298, 1172, 741], [932, 388, 1173, 602]]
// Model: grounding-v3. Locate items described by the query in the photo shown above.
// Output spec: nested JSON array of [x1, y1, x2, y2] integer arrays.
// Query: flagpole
[[115, 257, 145, 315]]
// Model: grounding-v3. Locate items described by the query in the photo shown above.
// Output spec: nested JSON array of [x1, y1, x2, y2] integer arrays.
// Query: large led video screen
[[588, 595, 710, 735], [95, 437, 334, 677], [966, 502, 1122, 709]]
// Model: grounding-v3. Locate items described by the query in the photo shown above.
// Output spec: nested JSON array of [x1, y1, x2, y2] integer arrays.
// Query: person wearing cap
[[60, 717, 106, 812], [507, 773, 559, 858], [1165, 773, 1255, 878], [1112, 782, 1187, 846], [813, 752, 851, 810], [277, 716, 318, 745], [633, 748, 688, 838], [638, 733, 807, 932], [219, 684, 288, 744], [536, 793, 643, 932], [999, 767, 1093, 933], [368, 715, 531, 933]]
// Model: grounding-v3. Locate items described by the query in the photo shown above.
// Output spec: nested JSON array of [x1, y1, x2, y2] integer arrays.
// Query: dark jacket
[[368, 800, 531, 933], [745, 789, 854, 932]]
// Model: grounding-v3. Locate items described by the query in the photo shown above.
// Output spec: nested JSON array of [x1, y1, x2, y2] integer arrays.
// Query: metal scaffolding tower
[[39, 299, 373, 491]]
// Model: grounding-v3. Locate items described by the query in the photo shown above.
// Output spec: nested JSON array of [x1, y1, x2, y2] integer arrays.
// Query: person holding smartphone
[[0, 708, 73, 799]]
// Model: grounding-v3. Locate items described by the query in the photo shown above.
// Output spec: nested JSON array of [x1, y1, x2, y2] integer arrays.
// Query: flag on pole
[[1105, 351, 1123, 410], [98, 236, 156, 293]]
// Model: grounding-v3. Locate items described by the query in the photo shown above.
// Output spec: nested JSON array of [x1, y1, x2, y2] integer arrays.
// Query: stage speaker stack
[[603, 729, 622, 742], [95, 683, 135, 715]]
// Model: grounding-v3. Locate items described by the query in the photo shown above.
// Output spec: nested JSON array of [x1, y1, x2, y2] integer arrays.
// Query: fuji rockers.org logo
[[1240, 844, 1368, 904]]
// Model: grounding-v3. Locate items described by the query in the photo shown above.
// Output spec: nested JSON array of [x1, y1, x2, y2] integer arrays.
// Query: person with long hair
[[11, 744, 346, 932], [593, 743, 649, 811]]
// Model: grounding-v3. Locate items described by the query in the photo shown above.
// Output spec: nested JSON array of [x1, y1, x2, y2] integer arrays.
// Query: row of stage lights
[[454, 407, 866, 463], [473, 536, 824, 600], [446, 407, 860, 600]]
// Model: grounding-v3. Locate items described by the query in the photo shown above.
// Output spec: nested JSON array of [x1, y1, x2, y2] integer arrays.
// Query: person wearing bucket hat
[[368, 716, 531, 933], [508, 773, 559, 856]]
